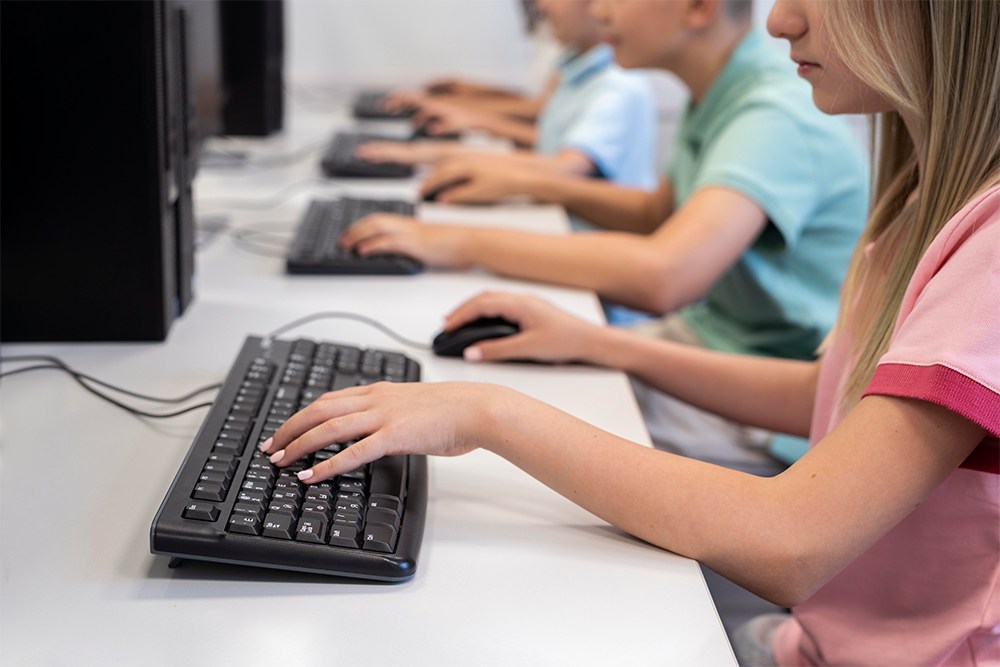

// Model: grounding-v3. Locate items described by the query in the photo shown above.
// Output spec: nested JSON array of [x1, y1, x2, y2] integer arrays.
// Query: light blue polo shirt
[[536, 44, 657, 194], [670, 31, 869, 360]]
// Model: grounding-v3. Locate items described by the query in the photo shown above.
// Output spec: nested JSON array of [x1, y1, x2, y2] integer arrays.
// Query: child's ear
[[685, 0, 722, 31]]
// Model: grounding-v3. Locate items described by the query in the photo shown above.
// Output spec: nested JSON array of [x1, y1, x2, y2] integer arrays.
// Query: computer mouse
[[421, 179, 468, 202], [431, 317, 520, 357], [410, 124, 461, 141]]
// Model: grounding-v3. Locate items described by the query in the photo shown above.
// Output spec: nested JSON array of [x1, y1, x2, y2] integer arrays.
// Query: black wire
[[0, 357, 220, 419], [264, 312, 432, 351], [0, 355, 221, 402]]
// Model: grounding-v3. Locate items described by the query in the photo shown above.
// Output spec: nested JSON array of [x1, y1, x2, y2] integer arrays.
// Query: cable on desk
[[0, 355, 222, 419], [230, 226, 293, 258], [196, 177, 339, 211], [263, 312, 433, 352], [195, 217, 294, 258], [282, 82, 356, 110], [203, 135, 334, 171]]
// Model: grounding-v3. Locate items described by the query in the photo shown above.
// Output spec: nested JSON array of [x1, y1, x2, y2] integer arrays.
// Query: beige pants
[[629, 314, 786, 477]]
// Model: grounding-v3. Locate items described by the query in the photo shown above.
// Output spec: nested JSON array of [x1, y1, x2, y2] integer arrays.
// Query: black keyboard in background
[[150, 336, 427, 581], [352, 90, 415, 120], [320, 132, 415, 178], [286, 198, 423, 275]]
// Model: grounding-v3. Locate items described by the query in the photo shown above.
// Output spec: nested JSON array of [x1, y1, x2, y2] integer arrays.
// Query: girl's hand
[[340, 214, 474, 268], [260, 381, 511, 483], [444, 291, 606, 363]]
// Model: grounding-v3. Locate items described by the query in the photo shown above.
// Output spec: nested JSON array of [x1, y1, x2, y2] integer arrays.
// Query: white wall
[[287, 0, 541, 91]]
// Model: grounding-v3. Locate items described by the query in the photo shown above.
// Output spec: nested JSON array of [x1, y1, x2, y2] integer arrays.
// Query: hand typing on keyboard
[[353, 140, 457, 166], [418, 154, 533, 204], [261, 381, 504, 484], [340, 213, 476, 268], [261, 290, 605, 485]]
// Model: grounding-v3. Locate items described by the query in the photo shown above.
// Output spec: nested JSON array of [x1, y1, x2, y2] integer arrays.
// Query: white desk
[[0, 98, 735, 666]]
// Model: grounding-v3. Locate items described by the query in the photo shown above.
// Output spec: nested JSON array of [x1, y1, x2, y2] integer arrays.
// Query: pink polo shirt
[[774, 184, 1000, 666]]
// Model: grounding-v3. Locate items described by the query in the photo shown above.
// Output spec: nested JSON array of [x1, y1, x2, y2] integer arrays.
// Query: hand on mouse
[[419, 155, 530, 204], [443, 291, 606, 363], [380, 89, 427, 113], [260, 381, 528, 484], [340, 213, 475, 268]]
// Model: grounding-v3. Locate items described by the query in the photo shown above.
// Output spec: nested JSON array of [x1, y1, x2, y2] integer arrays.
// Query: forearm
[[521, 172, 666, 234], [481, 388, 809, 605], [502, 150, 596, 177], [460, 229, 677, 312], [584, 327, 818, 436], [449, 94, 542, 120], [478, 114, 538, 147]]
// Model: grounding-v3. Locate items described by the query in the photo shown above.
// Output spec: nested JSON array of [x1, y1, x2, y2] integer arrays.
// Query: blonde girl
[[264, 1, 999, 663]]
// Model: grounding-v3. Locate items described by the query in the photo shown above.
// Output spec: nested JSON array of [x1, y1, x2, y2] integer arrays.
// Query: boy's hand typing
[[339, 213, 474, 268], [420, 156, 530, 204]]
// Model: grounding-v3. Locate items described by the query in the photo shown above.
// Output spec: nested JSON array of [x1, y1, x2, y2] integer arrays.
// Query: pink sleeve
[[863, 188, 1000, 471]]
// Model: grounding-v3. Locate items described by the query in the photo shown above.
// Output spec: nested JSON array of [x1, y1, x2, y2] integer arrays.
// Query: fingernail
[[259, 437, 273, 452], [297, 469, 314, 481], [269, 449, 285, 464], [464, 347, 482, 362]]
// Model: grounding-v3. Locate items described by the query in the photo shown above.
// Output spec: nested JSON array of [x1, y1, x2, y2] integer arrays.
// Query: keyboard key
[[328, 523, 361, 548], [262, 512, 296, 540], [183, 503, 219, 521], [192, 482, 225, 502], [232, 502, 265, 522], [228, 514, 262, 536], [295, 517, 327, 543], [368, 493, 402, 516], [362, 523, 397, 553], [370, 456, 405, 497], [367, 507, 401, 530]]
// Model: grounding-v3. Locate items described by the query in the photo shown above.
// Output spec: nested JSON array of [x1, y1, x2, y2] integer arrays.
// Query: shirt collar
[[557, 43, 615, 85]]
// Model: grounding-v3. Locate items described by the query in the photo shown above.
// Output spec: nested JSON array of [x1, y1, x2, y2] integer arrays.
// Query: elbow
[[747, 541, 836, 609], [630, 259, 690, 316]]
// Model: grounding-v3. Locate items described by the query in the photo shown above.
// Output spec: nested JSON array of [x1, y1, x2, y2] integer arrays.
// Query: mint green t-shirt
[[670, 32, 868, 360]]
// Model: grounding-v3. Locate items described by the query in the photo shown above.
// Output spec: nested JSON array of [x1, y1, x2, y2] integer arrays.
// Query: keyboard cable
[[0, 355, 221, 418], [263, 312, 433, 352]]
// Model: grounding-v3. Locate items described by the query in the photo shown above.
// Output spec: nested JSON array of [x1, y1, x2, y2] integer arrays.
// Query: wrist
[[476, 385, 533, 457], [579, 324, 633, 369], [450, 227, 482, 268]]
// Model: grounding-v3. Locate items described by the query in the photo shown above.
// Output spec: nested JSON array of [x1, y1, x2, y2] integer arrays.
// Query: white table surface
[[0, 97, 735, 666]]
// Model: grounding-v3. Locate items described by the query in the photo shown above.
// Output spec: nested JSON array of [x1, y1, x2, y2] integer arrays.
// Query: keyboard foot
[[167, 557, 186, 569]]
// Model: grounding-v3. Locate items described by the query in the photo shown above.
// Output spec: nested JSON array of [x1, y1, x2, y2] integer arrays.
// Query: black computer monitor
[[176, 0, 223, 172], [219, 0, 285, 137]]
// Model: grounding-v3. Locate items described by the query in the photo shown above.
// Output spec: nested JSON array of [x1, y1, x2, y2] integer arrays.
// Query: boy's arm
[[422, 160, 672, 234], [344, 186, 766, 315]]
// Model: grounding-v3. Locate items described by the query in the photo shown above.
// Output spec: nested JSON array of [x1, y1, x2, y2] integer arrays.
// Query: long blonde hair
[[825, 0, 1000, 405]]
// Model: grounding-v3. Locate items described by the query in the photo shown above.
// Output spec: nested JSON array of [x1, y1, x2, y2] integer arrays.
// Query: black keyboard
[[150, 335, 426, 581], [286, 198, 423, 275], [352, 90, 415, 120], [320, 132, 414, 178]]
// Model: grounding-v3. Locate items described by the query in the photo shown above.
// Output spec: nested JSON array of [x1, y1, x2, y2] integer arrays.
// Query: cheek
[[812, 65, 890, 115]]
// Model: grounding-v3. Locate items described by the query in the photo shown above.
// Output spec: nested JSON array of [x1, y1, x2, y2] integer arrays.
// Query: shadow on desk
[[144, 555, 406, 588]]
